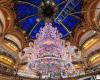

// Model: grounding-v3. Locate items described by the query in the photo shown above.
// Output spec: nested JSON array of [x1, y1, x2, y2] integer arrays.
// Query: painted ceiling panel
[[63, 15, 80, 31], [18, 0, 42, 6], [14, 0, 83, 39], [15, 3, 38, 20], [58, 2, 66, 11], [52, 21, 68, 38], [18, 16, 38, 34], [54, 0, 63, 5], [30, 20, 45, 39]]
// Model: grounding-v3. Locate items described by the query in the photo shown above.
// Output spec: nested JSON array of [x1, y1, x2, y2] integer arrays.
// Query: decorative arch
[[79, 30, 97, 47], [83, 0, 100, 26], [82, 35, 100, 58], [0, 9, 6, 33], [0, 0, 12, 4], [4, 34, 22, 49], [94, 0, 100, 26], [88, 49, 100, 67], [0, 7, 15, 34]]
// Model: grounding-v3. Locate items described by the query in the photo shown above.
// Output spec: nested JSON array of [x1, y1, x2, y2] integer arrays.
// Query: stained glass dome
[[14, 0, 83, 39]]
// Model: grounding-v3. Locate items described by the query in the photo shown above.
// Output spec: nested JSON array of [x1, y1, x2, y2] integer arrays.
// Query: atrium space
[[0, 0, 100, 80]]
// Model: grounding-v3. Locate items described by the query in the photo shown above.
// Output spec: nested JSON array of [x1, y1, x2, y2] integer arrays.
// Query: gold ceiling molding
[[0, 0, 12, 3], [83, 37, 99, 50], [72, 61, 85, 70], [0, 8, 8, 33], [4, 34, 22, 49], [94, 1, 100, 27], [4, 40, 19, 53], [83, 0, 99, 27], [0, 8, 27, 49], [0, 0, 12, 7], [0, 7, 15, 34], [88, 53, 100, 67], [0, 55, 14, 66], [0, 10, 5, 33], [3, 36, 21, 53], [79, 30, 97, 47], [4, 30, 27, 49], [89, 54, 100, 62], [81, 35, 100, 60], [73, 0, 100, 47], [73, 24, 92, 47], [74, 64, 84, 70], [0, 7, 18, 46]]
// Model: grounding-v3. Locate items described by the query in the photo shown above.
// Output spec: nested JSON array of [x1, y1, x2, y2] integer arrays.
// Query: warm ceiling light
[[83, 37, 99, 49], [51, 2, 55, 6], [89, 54, 100, 62], [5, 42, 18, 52], [36, 18, 40, 22], [7, 17, 11, 20], [0, 55, 13, 65], [22, 30, 26, 34], [41, 2, 44, 6], [74, 64, 81, 69], [46, 1, 50, 4]]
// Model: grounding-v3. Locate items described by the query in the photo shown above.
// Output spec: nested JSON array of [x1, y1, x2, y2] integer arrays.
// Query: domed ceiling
[[14, 0, 83, 39]]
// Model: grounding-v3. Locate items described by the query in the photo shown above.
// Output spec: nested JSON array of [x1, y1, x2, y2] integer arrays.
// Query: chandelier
[[19, 23, 81, 78]]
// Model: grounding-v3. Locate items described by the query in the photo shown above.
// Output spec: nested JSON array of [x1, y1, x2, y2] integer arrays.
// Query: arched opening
[[4, 34, 22, 52], [79, 30, 97, 47]]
